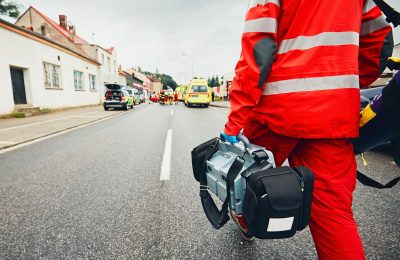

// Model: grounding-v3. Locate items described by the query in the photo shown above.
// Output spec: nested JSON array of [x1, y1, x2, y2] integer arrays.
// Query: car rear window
[[105, 90, 122, 97], [191, 85, 208, 92]]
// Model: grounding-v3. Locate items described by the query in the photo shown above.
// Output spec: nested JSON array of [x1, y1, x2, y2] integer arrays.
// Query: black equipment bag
[[191, 137, 219, 182], [242, 166, 314, 239]]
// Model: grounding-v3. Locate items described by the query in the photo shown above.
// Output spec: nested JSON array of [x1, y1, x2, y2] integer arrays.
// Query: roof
[[28, 6, 89, 45], [0, 18, 100, 66], [148, 75, 161, 82], [106, 47, 115, 54], [118, 69, 131, 77]]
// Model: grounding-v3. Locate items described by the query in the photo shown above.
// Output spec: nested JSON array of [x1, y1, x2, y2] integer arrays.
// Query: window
[[191, 85, 208, 92], [41, 25, 46, 36], [101, 53, 105, 65], [43, 62, 62, 89], [114, 61, 117, 72], [73, 70, 85, 90], [89, 74, 97, 91], [107, 57, 111, 72]]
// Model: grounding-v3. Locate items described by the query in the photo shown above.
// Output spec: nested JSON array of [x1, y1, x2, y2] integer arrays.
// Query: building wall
[[0, 26, 100, 115], [152, 81, 162, 93], [80, 45, 120, 96]]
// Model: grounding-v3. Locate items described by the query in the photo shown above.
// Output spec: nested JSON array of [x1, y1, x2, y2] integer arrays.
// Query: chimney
[[59, 15, 67, 30], [68, 25, 76, 41]]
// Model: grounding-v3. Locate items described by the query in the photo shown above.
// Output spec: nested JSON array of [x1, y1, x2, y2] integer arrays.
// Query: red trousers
[[243, 119, 365, 260]]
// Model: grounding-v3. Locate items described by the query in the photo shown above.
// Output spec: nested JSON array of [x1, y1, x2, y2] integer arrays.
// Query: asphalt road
[[0, 103, 399, 259]]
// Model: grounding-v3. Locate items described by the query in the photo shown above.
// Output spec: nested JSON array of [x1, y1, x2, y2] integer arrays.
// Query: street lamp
[[182, 53, 194, 80]]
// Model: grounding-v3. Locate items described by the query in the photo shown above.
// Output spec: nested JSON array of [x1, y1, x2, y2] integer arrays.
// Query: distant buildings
[[0, 6, 141, 115], [0, 17, 100, 114]]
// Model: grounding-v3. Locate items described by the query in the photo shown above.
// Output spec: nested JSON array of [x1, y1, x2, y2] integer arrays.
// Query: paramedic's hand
[[220, 132, 239, 144]]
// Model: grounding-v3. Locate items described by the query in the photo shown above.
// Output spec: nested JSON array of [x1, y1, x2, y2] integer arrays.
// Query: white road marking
[[0, 111, 128, 155], [77, 111, 99, 116], [160, 129, 173, 181], [0, 141, 16, 144], [171, 109, 174, 115]]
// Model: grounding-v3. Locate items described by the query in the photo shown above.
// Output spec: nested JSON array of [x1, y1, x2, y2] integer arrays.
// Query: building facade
[[81, 45, 120, 94], [0, 18, 100, 115]]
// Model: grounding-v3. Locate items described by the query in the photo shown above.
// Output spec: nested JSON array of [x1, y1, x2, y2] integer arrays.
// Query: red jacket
[[225, 0, 393, 138]]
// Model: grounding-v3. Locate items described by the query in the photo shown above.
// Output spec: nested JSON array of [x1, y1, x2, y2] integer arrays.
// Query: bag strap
[[200, 155, 244, 229], [373, 0, 400, 27], [357, 170, 400, 189]]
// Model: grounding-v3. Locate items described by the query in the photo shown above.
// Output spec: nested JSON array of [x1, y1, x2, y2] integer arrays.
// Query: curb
[[0, 111, 128, 152], [209, 102, 230, 109]]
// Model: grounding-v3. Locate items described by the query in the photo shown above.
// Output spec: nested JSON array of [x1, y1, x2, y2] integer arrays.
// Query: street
[[0, 104, 399, 259]]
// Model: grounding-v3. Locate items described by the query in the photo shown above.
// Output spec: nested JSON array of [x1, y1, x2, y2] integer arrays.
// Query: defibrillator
[[191, 134, 314, 239]]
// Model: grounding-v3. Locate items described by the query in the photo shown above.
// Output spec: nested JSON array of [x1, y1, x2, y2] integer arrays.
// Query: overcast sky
[[10, 1, 400, 84]]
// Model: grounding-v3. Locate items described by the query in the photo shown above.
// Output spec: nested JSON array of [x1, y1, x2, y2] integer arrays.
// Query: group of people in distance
[[158, 89, 179, 106]]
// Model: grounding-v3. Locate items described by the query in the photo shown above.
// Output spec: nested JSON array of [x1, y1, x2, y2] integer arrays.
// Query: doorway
[[10, 67, 27, 105]]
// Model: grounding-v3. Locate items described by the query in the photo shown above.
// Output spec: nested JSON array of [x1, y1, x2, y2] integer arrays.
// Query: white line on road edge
[[0, 111, 128, 155], [160, 129, 173, 181], [171, 109, 174, 116]]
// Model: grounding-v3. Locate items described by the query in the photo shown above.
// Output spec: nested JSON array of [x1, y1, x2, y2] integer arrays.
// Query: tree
[[0, 0, 20, 18], [215, 75, 220, 87], [210, 76, 216, 88], [159, 74, 178, 90]]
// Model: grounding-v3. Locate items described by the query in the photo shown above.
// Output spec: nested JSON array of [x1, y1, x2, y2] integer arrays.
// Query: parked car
[[103, 84, 134, 111], [140, 93, 145, 103], [126, 88, 141, 105], [360, 86, 384, 110], [150, 94, 159, 103], [184, 79, 211, 108]]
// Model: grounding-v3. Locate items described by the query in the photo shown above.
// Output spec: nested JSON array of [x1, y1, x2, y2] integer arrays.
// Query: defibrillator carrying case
[[191, 134, 314, 239], [242, 166, 314, 239]]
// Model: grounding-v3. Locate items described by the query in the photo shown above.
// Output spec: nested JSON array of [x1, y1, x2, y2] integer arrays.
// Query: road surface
[[0, 103, 399, 259]]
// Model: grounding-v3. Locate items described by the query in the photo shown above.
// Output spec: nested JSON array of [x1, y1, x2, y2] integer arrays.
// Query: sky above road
[[10, 0, 400, 84]]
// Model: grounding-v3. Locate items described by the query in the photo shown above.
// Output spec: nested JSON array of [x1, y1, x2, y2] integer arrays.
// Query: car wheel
[[104, 107, 109, 111], [205, 104, 209, 108], [187, 103, 191, 108], [124, 104, 128, 111]]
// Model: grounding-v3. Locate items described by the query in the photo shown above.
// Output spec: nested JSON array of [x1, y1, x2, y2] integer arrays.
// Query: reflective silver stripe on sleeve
[[248, 0, 281, 9], [277, 32, 359, 54], [363, 0, 376, 14], [243, 18, 277, 34], [263, 75, 359, 95], [361, 15, 389, 35]]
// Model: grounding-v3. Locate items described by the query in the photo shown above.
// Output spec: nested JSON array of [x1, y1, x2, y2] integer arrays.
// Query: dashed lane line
[[160, 129, 173, 181]]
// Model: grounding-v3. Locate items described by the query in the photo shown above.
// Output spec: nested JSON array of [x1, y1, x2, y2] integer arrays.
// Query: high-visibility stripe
[[361, 15, 389, 35], [277, 32, 359, 54], [243, 18, 277, 34], [248, 0, 280, 10], [363, 0, 376, 14], [263, 75, 359, 95]]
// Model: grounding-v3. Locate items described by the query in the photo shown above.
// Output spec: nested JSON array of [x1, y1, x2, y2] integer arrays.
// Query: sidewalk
[[209, 101, 230, 108], [0, 106, 126, 150]]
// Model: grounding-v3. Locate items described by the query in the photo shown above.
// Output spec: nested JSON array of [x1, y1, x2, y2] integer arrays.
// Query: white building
[[0, 18, 101, 115], [80, 45, 121, 94], [15, 6, 121, 98]]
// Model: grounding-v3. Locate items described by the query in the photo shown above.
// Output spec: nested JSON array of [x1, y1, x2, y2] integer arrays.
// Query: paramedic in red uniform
[[222, 0, 393, 259]]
